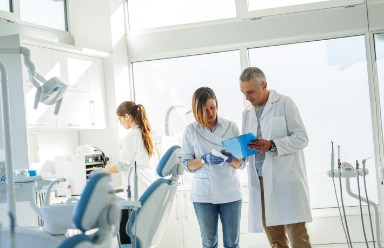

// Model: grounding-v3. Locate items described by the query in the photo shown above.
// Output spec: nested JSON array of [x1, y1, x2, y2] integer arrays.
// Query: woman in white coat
[[181, 87, 245, 248], [104, 101, 156, 198], [95, 100, 157, 244], [239, 67, 312, 248]]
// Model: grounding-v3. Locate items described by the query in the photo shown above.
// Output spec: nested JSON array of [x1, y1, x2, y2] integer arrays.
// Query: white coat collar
[[192, 116, 226, 132], [131, 124, 140, 129], [244, 89, 280, 115]]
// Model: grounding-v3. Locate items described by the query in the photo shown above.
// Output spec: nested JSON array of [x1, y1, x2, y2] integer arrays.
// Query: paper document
[[221, 133, 259, 159]]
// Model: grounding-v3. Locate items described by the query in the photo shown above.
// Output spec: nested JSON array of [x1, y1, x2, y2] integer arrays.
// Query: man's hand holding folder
[[221, 133, 259, 159], [247, 139, 273, 153]]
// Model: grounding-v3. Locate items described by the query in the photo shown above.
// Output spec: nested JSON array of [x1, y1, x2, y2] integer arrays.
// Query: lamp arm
[[165, 105, 191, 136], [0, 47, 36, 76], [19, 47, 36, 76]]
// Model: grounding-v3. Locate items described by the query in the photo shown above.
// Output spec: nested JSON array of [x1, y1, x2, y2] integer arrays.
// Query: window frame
[[125, 0, 365, 31], [0, 0, 69, 32], [237, 0, 364, 19]]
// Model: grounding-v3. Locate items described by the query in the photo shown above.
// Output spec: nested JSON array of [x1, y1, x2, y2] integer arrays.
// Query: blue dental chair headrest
[[126, 145, 183, 248], [156, 145, 183, 177], [58, 172, 121, 248]]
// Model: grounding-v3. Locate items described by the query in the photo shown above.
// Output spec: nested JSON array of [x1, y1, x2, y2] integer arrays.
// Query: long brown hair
[[116, 101, 155, 157]]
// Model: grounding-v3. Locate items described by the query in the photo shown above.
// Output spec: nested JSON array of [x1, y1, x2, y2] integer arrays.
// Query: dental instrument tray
[[14, 175, 42, 183]]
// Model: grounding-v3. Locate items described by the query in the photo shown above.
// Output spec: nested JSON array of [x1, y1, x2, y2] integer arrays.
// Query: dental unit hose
[[356, 160, 369, 247], [127, 167, 133, 200], [332, 143, 352, 248], [331, 142, 349, 248], [338, 145, 353, 248], [331, 141, 335, 177], [363, 157, 376, 247], [134, 162, 138, 201]]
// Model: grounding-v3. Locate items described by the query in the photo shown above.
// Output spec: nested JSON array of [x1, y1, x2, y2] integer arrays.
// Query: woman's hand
[[202, 152, 225, 165]]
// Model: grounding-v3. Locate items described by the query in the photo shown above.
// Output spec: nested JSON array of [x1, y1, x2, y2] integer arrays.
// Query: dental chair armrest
[[29, 201, 43, 218]]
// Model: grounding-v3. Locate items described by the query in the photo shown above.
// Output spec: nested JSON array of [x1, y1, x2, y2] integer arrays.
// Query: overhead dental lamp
[[1, 46, 68, 115], [29, 72, 68, 115]]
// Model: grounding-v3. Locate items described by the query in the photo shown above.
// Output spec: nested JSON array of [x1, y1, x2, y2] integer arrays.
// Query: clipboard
[[221, 133, 259, 159]]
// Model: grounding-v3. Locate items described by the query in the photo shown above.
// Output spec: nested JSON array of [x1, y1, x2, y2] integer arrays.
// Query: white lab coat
[[181, 118, 243, 204], [242, 90, 312, 233], [118, 125, 156, 199]]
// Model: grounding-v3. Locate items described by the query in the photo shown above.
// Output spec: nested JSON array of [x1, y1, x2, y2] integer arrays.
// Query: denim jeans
[[193, 200, 242, 248]]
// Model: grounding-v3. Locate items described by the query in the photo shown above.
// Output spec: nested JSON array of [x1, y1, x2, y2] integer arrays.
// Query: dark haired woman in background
[[103, 100, 156, 198]]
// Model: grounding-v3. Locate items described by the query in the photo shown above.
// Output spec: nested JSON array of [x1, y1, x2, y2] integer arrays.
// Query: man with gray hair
[[239, 67, 312, 248]]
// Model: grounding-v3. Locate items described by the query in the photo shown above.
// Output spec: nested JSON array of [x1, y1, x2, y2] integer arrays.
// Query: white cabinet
[[51, 50, 90, 92], [56, 91, 92, 128], [87, 57, 107, 129], [22, 43, 106, 129], [157, 188, 202, 248], [24, 86, 57, 128]]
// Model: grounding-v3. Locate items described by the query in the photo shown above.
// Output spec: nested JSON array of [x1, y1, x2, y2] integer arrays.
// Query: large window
[[132, 51, 243, 138], [0, 0, 11, 12], [249, 36, 376, 209], [19, 0, 67, 31], [132, 51, 244, 182], [127, 0, 236, 30]]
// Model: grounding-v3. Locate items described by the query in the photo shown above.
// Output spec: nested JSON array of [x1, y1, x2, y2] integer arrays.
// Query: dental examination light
[[328, 143, 382, 248], [29, 73, 67, 115], [0, 47, 68, 115], [0, 46, 67, 248]]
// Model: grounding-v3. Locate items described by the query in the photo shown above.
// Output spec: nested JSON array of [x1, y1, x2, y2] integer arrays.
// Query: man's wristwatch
[[269, 140, 277, 152]]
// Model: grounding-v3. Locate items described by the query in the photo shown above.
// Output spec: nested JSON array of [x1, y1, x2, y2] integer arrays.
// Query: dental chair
[[124, 145, 183, 248], [57, 172, 121, 248]]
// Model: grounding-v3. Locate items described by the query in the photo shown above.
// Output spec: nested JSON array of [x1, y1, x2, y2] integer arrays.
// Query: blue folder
[[221, 133, 259, 159]]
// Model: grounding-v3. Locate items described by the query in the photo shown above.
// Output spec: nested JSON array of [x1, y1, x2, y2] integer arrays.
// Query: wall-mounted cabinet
[[21, 43, 107, 130]]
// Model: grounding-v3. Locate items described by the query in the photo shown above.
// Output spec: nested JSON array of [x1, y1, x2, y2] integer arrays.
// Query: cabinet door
[[56, 91, 92, 128], [51, 50, 90, 92], [88, 57, 106, 128], [24, 86, 57, 128], [156, 193, 185, 248], [180, 191, 202, 248], [21, 44, 54, 87]]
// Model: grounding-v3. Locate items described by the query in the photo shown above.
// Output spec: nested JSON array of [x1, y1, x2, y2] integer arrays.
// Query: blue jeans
[[193, 200, 242, 248]]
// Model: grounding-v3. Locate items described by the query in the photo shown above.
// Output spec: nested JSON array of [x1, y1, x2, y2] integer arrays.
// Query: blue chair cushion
[[73, 172, 109, 232], [126, 178, 169, 241], [156, 145, 180, 177], [57, 234, 93, 248]]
